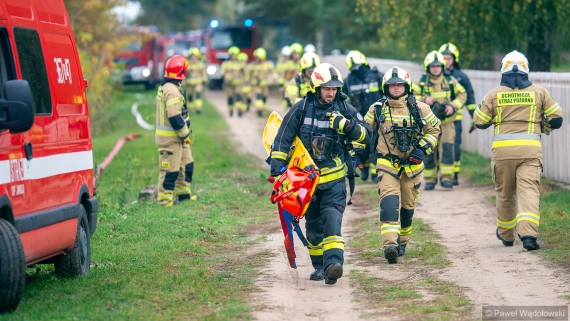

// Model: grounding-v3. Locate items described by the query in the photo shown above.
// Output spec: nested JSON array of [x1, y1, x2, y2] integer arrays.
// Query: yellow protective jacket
[[474, 84, 563, 161], [155, 82, 190, 146], [220, 60, 245, 85], [248, 60, 276, 86], [285, 72, 310, 106], [364, 95, 441, 178], [186, 60, 206, 85], [412, 73, 467, 123]]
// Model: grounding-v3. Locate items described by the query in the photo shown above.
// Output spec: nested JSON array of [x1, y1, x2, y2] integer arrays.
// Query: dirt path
[[205, 90, 570, 320]]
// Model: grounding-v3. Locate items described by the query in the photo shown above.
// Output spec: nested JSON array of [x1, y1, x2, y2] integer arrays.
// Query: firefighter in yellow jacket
[[412, 51, 466, 190], [285, 52, 320, 107], [249, 47, 277, 117], [474, 50, 564, 251], [185, 47, 207, 114], [237, 52, 252, 112], [220, 46, 245, 117], [366, 67, 441, 263], [156, 55, 198, 206]]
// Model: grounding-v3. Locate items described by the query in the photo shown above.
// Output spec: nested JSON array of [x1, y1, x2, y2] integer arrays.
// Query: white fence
[[324, 56, 570, 184]]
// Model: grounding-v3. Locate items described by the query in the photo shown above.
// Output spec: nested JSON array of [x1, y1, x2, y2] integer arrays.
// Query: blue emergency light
[[210, 20, 220, 28], [244, 19, 253, 27]]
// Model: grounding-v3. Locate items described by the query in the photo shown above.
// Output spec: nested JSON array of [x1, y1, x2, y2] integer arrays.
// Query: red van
[[0, 0, 98, 313]]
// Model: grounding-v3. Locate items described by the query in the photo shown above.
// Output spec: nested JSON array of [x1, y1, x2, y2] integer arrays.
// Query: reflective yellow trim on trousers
[[475, 108, 492, 123], [423, 168, 437, 178], [381, 224, 401, 235], [492, 139, 541, 148], [400, 226, 412, 236], [544, 103, 560, 116], [454, 160, 461, 173], [440, 164, 454, 175], [308, 241, 324, 256], [158, 192, 174, 201], [497, 218, 517, 229], [322, 235, 345, 251], [174, 187, 191, 195], [516, 212, 540, 226], [156, 129, 179, 137], [528, 105, 537, 133]]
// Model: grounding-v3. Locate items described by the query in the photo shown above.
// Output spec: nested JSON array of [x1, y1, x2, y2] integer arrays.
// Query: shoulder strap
[[295, 74, 302, 96], [419, 74, 427, 95], [444, 75, 456, 101]]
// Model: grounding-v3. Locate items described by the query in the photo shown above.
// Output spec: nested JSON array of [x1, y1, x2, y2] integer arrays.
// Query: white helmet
[[304, 43, 316, 53], [281, 45, 291, 56], [501, 50, 529, 74]]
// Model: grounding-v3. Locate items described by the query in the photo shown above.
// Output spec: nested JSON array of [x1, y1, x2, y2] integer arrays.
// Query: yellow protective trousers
[[424, 119, 455, 184], [157, 140, 195, 206]]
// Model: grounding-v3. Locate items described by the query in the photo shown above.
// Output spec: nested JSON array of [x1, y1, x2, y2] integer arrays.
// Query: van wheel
[[54, 206, 91, 277], [0, 219, 26, 313]]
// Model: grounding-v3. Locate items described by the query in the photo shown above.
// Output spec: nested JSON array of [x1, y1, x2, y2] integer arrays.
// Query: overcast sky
[[111, 1, 141, 22]]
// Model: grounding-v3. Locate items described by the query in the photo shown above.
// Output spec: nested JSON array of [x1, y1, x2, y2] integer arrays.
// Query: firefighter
[[343, 50, 384, 182], [439, 43, 477, 185], [365, 66, 441, 263], [412, 51, 466, 190], [270, 63, 372, 284], [474, 50, 563, 251], [304, 43, 316, 53], [276, 46, 292, 107], [156, 55, 199, 206], [185, 47, 207, 115], [237, 52, 252, 112], [249, 47, 277, 117], [220, 46, 245, 117], [285, 51, 320, 107]]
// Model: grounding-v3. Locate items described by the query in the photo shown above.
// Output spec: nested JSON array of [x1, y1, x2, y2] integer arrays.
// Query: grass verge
[[348, 188, 472, 320], [460, 150, 570, 270], [1, 87, 275, 320]]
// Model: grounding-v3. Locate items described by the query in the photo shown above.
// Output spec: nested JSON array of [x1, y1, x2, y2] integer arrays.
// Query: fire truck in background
[[204, 19, 258, 90], [114, 26, 161, 90], [157, 30, 205, 81]]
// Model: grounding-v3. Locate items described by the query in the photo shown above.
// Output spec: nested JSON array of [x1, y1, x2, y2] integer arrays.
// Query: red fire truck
[[0, 0, 98, 313], [114, 26, 162, 90], [204, 20, 258, 90], [156, 30, 205, 82]]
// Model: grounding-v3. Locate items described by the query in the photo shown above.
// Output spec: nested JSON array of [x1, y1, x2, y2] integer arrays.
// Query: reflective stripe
[[271, 151, 288, 160], [423, 168, 437, 178], [156, 125, 175, 132], [440, 164, 454, 175], [355, 124, 366, 143], [494, 107, 503, 135], [475, 108, 492, 123], [303, 117, 330, 129], [353, 142, 366, 149], [454, 160, 461, 173], [308, 241, 323, 256], [365, 111, 375, 122], [494, 133, 540, 141], [497, 218, 517, 229], [174, 187, 191, 194], [158, 192, 174, 201], [430, 91, 450, 99], [156, 129, 179, 137], [466, 103, 477, 111], [400, 226, 412, 236], [424, 112, 437, 123], [377, 158, 399, 169], [492, 139, 541, 148], [323, 242, 345, 251], [322, 236, 344, 243], [166, 97, 180, 106], [318, 164, 347, 184], [528, 105, 537, 133], [451, 99, 463, 109], [516, 212, 540, 226], [544, 103, 560, 116], [384, 115, 415, 123], [380, 224, 401, 234]]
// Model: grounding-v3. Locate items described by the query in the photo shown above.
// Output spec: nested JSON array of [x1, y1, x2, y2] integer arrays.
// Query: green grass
[[348, 189, 471, 320], [460, 150, 570, 271], [1, 87, 276, 320]]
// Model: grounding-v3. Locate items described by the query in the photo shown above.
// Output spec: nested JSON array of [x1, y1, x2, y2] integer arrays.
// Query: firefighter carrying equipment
[[345, 50, 368, 70], [474, 51, 563, 248]]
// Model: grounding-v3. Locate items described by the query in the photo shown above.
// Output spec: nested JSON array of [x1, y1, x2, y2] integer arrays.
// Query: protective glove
[[542, 120, 552, 136], [270, 158, 287, 177], [408, 148, 425, 165], [326, 111, 352, 134], [430, 101, 447, 120]]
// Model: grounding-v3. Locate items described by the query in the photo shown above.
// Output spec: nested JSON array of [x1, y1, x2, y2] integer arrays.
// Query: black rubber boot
[[496, 228, 513, 247], [441, 181, 453, 189], [257, 110, 263, 117], [398, 244, 407, 257], [229, 110, 233, 117], [521, 237, 540, 251], [324, 263, 343, 285], [424, 182, 436, 190], [309, 269, 324, 281], [371, 173, 378, 182], [384, 245, 398, 264], [360, 166, 369, 181], [238, 110, 243, 117], [453, 173, 459, 186]]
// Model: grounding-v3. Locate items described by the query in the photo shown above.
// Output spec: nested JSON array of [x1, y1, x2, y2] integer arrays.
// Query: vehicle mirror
[[0, 80, 35, 133]]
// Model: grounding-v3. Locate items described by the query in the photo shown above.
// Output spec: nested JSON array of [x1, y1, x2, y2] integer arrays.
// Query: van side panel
[[27, 218, 77, 264]]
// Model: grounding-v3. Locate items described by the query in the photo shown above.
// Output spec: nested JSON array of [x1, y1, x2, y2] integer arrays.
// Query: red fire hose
[[96, 133, 142, 180]]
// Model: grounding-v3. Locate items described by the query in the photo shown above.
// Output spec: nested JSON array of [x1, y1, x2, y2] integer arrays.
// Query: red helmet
[[164, 55, 188, 80]]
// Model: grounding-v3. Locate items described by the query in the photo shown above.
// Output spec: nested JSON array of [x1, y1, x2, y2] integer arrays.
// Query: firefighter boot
[[398, 244, 407, 257], [324, 263, 343, 285], [360, 166, 369, 181], [179, 194, 199, 202], [424, 182, 436, 190], [496, 228, 514, 247], [309, 269, 324, 281], [520, 236, 540, 251], [453, 172, 459, 186], [441, 181, 454, 189], [384, 245, 399, 264]]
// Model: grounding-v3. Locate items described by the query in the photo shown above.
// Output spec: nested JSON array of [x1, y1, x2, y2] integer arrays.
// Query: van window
[[14, 28, 52, 115], [0, 28, 16, 99]]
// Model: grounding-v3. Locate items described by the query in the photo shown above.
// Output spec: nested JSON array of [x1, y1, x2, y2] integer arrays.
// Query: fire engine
[[204, 19, 258, 90], [156, 30, 205, 82], [0, 0, 98, 313], [114, 26, 162, 90]]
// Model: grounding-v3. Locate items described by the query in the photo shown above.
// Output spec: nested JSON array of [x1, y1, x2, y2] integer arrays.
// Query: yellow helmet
[[290, 42, 303, 54], [299, 52, 321, 71], [253, 47, 267, 60], [237, 52, 248, 62], [188, 47, 201, 58], [423, 50, 445, 70], [309, 63, 343, 93], [346, 50, 368, 69], [228, 46, 240, 56], [381, 66, 412, 95], [438, 42, 460, 63]]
